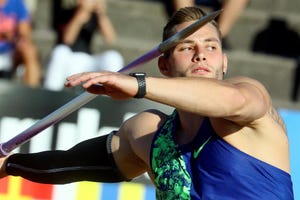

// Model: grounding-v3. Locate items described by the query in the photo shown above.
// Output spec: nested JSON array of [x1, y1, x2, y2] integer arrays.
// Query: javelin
[[0, 10, 221, 157]]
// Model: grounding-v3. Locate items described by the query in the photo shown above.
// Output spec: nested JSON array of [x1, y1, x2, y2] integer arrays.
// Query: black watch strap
[[129, 72, 146, 98]]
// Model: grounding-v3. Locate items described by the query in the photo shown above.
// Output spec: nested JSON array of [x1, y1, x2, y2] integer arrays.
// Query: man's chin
[[190, 73, 214, 79]]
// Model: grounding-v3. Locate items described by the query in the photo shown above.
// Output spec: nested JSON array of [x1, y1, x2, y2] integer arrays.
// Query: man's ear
[[158, 56, 171, 77]]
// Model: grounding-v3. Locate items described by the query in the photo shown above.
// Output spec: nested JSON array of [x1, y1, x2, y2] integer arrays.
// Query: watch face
[[130, 72, 146, 77]]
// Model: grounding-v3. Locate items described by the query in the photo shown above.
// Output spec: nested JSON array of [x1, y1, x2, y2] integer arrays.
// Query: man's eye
[[207, 46, 216, 51], [180, 46, 193, 51]]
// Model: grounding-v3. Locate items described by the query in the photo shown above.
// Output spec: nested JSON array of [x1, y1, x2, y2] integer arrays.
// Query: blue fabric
[[151, 111, 294, 199], [0, 0, 29, 53]]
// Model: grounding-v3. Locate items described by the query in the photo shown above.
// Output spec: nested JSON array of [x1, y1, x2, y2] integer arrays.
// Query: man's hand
[[65, 71, 140, 100]]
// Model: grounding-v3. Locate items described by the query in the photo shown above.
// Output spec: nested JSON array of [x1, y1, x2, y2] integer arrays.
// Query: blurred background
[[0, 0, 299, 199]]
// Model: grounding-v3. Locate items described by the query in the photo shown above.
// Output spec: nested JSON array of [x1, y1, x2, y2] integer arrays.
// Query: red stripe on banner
[[21, 178, 53, 199], [0, 177, 9, 193]]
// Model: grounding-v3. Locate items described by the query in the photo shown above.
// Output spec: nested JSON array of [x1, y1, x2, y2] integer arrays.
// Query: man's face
[[161, 21, 227, 80]]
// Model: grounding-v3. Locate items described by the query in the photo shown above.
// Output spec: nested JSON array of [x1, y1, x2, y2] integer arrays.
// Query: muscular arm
[[145, 76, 268, 124], [65, 72, 268, 124], [112, 109, 167, 179]]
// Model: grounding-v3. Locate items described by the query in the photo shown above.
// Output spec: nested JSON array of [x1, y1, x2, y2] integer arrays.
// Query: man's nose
[[193, 50, 206, 62]]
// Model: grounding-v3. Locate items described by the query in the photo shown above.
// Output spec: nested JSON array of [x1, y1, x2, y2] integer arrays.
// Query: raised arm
[[65, 72, 269, 124]]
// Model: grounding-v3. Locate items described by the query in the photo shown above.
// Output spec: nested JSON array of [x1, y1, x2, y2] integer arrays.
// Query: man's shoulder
[[123, 109, 169, 130], [135, 109, 169, 122], [225, 76, 262, 85], [225, 76, 270, 96], [118, 109, 170, 147]]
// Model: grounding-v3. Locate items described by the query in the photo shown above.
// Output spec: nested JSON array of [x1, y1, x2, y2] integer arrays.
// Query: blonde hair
[[162, 7, 222, 56]]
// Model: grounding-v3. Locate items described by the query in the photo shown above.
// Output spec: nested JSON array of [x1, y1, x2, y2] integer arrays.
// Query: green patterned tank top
[[150, 110, 192, 200]]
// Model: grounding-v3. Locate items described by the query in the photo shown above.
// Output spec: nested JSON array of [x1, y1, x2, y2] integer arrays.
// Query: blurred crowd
[[0, 0, 299, 100], [44, 0, 124, 91], [0, 0, 124, 91]]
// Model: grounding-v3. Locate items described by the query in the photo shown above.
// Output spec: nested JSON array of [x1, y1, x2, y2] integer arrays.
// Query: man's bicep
[[111, 110, 167, 179], [111, 131, 147, 180], [235, 81, 269, 122], [224, 77, 269, 123]]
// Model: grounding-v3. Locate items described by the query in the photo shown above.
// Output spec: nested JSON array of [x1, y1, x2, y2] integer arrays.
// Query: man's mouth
[[191, 66, 210, 74]]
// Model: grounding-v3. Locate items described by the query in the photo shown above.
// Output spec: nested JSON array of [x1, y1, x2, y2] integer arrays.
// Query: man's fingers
[[65, 72, 99, 87], [86, 84, 106, 94]]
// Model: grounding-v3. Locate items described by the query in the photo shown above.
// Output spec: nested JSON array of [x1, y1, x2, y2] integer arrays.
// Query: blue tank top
[[150, 110, 294, 200]]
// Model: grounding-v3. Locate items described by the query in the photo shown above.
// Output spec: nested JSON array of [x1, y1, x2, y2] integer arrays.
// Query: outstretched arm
[[65, 72, 269, 124], [0, 132, 130, 183]]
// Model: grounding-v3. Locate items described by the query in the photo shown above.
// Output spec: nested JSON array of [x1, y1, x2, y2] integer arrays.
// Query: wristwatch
[[129, 72, 146, 98]]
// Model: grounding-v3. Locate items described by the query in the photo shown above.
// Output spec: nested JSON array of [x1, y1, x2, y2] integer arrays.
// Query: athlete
[[0, 6, 294, 199]]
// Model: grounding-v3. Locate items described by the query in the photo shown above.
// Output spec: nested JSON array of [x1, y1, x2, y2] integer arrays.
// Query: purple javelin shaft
[[0, 10, 221, 157], [0, 47, 161, 157]]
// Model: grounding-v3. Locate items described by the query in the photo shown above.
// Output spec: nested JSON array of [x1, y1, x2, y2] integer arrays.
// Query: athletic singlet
[[150, 110, 294, 200]]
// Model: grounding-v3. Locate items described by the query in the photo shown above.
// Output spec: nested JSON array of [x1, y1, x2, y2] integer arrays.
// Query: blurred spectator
[[252, 18, 300, 59], [252, 18, 300, 102], [0, 0, 41, 87], [43, 0, 124, 91], [161, 0, 249, 40]]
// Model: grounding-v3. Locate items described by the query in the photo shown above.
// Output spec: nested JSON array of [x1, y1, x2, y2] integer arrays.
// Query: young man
[[0, 7, 294, 199]]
